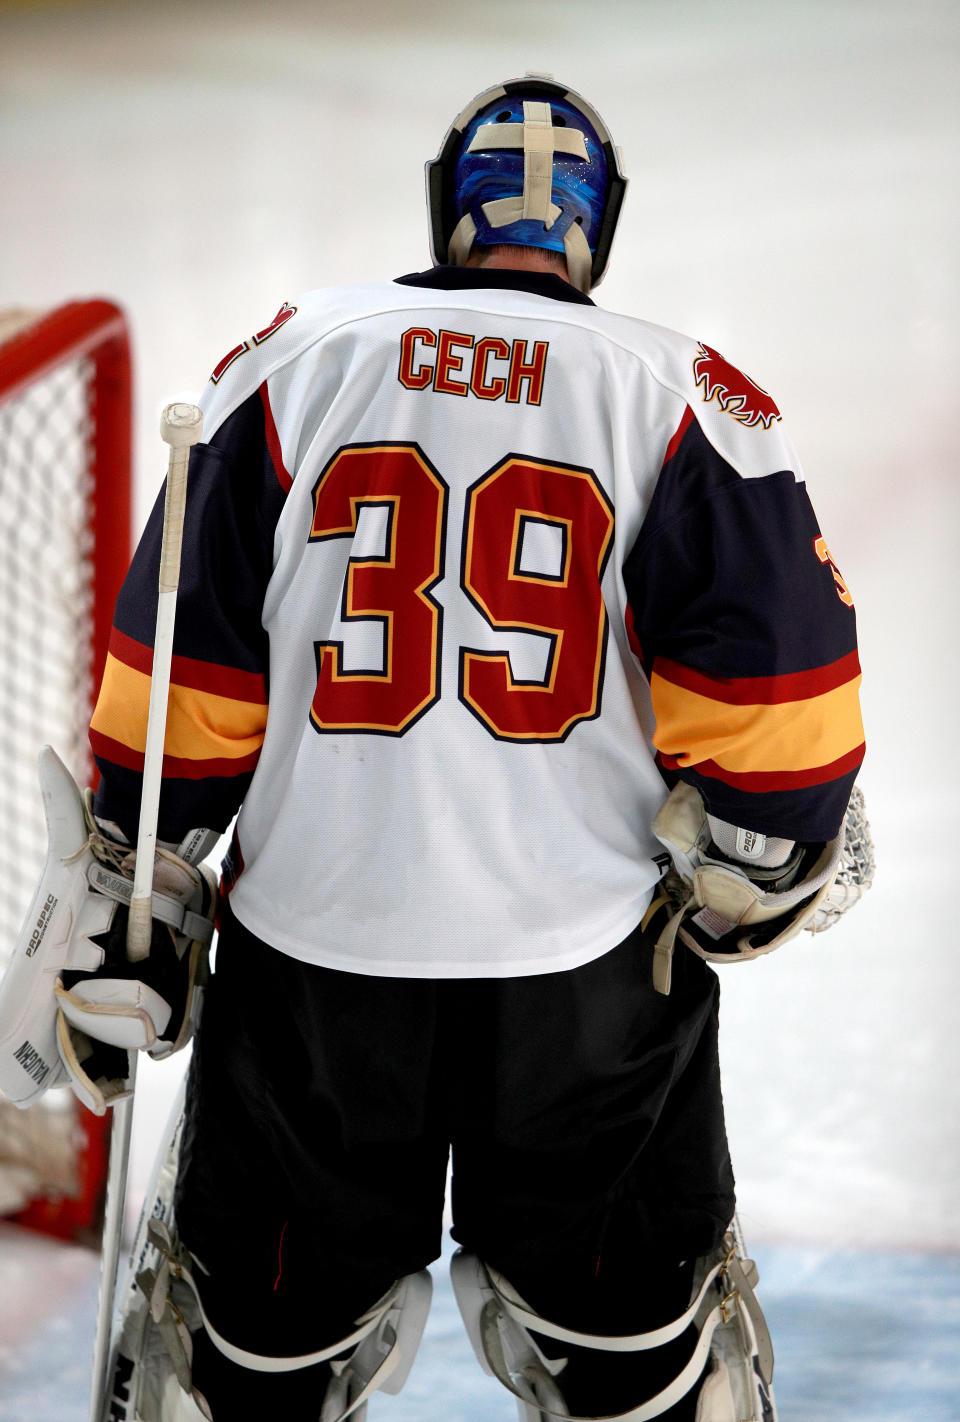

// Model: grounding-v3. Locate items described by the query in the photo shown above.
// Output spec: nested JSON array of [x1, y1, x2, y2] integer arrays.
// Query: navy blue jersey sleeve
[[624, 410, 864, 842], [90, 388, 288, 843]]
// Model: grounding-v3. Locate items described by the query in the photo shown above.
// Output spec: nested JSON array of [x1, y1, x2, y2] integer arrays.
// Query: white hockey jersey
[[91, 268, 864, 977]]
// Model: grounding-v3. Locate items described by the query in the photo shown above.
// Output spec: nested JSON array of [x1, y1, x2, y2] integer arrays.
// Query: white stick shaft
[[88, 1075, 136, 1422], [126, 412, 200, 961], [89, 403, 203, 1422], [127, 586, 179, 957]]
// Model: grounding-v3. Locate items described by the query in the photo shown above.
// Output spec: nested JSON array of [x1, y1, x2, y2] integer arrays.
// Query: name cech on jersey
[[398, 326, 549, 405]]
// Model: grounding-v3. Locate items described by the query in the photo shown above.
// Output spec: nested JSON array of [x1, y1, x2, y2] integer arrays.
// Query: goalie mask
[[426, 75, 628, 293]]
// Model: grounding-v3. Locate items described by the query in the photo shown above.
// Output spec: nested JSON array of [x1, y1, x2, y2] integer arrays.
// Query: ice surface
[[1, 1222, 958, 1421]]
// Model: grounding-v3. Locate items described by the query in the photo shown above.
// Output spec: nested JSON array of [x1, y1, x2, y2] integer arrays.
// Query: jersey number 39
[[308, 443, 615, 743]]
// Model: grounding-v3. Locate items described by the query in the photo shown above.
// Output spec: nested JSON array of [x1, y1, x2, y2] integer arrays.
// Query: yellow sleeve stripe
[[651, 669, 863, 776], [90, 651, 268, 763]]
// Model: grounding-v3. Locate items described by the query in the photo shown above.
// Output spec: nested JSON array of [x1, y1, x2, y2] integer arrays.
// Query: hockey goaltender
[[0, 72, 870, 1422]]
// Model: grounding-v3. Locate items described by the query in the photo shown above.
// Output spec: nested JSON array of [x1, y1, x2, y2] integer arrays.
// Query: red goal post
[[0, 300, 132, 1240]]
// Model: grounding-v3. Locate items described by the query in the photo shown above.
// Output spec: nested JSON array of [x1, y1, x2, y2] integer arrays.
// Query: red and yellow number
[[309, 444, 447, 734], [308, 446, 613, 739], [460, 457, 615, 741], [814, 535, 854, 608]]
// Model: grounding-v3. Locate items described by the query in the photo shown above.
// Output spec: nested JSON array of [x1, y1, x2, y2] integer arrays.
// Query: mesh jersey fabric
[[91, 268, 863, 978]]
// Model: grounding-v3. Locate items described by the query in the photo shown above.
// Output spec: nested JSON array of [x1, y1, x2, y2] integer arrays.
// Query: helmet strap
[[448, 212, 477, 266], [466, 100, 590, 225], [562, 221, 593, 293]]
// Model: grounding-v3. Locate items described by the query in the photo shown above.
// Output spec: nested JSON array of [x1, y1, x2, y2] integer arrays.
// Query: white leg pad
[[157, 1373, 212, 1422], [98, 1089, 432, 1422], [113, 1266, 432, 1422], [452, 1249, 569, 1421], [319, 1268, 433, 1422], [694, 1360, 735, 1422], [450, 1215, 777, 1422]]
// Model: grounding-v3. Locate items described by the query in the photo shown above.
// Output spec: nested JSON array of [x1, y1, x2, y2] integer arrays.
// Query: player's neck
[[464, 247, 572, 285]]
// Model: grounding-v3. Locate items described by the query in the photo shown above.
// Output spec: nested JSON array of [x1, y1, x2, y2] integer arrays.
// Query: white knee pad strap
[[130, 1215, 431, 1422], [451, 1218, 776, 1422]]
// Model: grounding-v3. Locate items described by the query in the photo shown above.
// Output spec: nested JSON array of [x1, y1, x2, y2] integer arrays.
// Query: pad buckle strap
[[719, 1288, 740, 1326], [650, 887, 692, 998], [486, 1257, 725, 1354], [481, 1294, 731, 1422], [719, 1240, 774, 1386], [140, 1220, 403, 1378], [85, 862, 214, 946], [136, 1221, 200, 1397]]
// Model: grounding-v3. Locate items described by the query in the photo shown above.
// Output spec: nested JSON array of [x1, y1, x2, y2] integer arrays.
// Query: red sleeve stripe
[[108, 627, 267, 703], [657, 742, 865, 792], [653, 649, 861, 706], [90, 728, 262, 781], [662, 405, 695, 467], [260, 381, 292, 493]]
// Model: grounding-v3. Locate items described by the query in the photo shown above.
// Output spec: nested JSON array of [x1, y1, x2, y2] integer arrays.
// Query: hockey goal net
[[0, 301, 131, 1241]]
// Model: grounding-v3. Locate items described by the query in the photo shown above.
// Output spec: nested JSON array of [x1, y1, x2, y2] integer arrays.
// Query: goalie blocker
[[0, 747, 216, 1116]]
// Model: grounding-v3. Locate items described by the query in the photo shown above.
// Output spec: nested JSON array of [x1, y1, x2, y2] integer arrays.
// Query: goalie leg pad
[[127, 1220, 431, 1422], [451, 1218, 776, 1421], [319, 1269, 433, 1421]]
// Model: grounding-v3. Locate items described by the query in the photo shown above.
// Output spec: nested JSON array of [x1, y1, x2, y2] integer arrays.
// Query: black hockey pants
[[175, 904, 735, 1420]]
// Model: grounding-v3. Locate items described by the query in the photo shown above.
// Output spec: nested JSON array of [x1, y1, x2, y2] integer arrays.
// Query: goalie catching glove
[[647, 781, 871, 995], [0, 747, 216, 1115]]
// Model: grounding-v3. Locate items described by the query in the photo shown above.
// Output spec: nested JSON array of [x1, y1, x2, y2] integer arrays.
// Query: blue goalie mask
[[427, 76, 627, 292]]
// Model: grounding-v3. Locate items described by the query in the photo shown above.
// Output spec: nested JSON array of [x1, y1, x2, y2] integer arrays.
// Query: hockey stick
[[88, 402, 204, 1422]]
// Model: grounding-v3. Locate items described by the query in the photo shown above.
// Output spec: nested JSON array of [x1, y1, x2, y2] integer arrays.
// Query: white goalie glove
[[648, 781, 874, 995], [0, 748, 217, 1116]]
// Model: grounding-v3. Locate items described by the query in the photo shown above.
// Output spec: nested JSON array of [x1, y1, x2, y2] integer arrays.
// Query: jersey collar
[[394, 265, 595, 305]]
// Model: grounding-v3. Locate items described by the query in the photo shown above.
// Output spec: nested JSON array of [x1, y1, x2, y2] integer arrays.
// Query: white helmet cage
[[426, 76, 628, 290]]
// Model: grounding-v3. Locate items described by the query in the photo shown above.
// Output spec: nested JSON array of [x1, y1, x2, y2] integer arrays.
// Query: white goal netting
[[0, 348, 97, 943], [0, 302, 130, 1236]]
